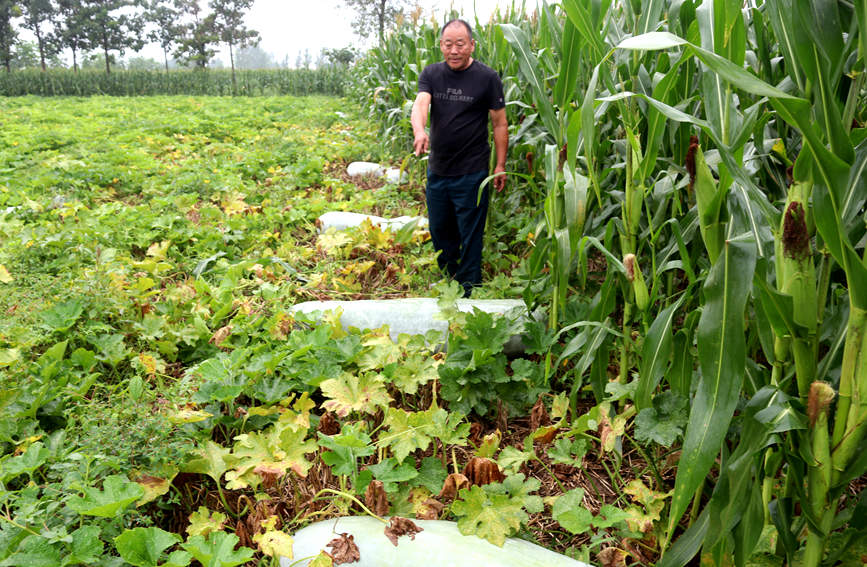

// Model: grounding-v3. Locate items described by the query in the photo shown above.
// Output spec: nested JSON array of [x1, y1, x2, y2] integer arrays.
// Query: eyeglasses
[[440, 40, 469, 50]]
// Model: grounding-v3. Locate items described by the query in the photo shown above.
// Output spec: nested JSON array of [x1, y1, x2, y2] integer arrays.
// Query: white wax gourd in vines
[[282, 517, 593, 567]]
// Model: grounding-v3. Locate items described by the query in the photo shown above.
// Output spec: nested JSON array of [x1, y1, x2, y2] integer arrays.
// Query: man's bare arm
[[490, 108, 508, 192], [411, 92, 432, 156]]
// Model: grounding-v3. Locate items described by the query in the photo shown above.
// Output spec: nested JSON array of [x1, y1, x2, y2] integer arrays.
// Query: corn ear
[[804, 381, 836, 567], [624, 254, 650, 312], [778, 180, 817, 397], [779, 181, 816, 332]]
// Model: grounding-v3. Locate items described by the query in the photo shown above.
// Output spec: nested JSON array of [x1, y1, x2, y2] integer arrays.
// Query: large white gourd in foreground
[[282, 517, 593, 567]]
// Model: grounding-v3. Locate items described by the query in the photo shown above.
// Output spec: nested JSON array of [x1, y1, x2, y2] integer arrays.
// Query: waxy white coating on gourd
[[289, 298, 528, 354], [316, 211, 428, 232], [281, 517, 593, 567]]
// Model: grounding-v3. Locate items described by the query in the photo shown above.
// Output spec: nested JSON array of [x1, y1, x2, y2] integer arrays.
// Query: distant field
[[0, 68, 349, 97]]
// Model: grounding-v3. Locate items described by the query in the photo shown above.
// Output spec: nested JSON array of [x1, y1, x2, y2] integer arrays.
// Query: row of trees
[[0, 0, 258, 80]]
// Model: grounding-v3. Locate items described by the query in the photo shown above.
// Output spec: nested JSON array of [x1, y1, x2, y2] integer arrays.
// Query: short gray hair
[[440, 19, 473, 40]]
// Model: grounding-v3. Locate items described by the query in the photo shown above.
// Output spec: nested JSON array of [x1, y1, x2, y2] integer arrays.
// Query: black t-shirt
[[418, 60, 505, 176]]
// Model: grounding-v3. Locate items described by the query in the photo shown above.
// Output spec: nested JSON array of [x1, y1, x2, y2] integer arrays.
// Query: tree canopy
[[341, 0, 412, 46]]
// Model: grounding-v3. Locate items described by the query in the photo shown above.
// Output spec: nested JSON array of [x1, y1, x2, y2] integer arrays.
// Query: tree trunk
[[229, 41, 236, 94], [163, 47, 169, 72], [104, 43, 110, 74], [378, 0, 386, 46], [72, 47, 78, 72], [35, 29, 46, 71]]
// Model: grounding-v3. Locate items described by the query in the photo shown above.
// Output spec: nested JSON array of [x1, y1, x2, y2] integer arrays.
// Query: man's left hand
[[493, 165, 506, 192]]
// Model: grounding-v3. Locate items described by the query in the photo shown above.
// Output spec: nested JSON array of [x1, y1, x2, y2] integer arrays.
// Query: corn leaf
[[561, 0, 607, 62], [637, 0, 666, 36], [666, 232, 756, 538], [553, 18, 583, 110], [499, 24, 558, 140], [765, 0, 806, 91], [635, 297, 684, 411], [858, 0, 867, 66]]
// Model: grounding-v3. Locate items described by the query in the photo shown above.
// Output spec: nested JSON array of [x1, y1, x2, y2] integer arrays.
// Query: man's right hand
[[413, 132, 429, 156]]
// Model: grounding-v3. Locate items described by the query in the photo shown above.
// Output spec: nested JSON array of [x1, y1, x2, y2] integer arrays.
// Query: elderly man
[[411, 18, 508, 297]]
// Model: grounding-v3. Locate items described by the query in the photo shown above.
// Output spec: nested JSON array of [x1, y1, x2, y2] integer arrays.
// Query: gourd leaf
[[320, 371, 392, 417], [114, 527, 189, 567], [380, 407, 435, 464], [0, 442, 50, 482], [451, 486, 525, 547], [67, 474, 144, 518], [552, 488, 594, 535], [181, 532, 254, 567], [182, 440, 233, 484], [0, 536, 61, 567], [365, 457, 419, 493]]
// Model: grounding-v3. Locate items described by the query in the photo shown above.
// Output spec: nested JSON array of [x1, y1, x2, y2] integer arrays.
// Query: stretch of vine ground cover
[[0, 95, 676, 567]]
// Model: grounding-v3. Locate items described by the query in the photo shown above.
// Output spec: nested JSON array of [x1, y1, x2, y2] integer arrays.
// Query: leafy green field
[[0, 96, 597, 567], [0, 96, 433, 566]]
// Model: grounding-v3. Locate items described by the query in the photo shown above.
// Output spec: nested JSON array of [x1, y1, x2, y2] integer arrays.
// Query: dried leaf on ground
[[529, 396, 550, 430], [408, 487, 444, 520], [209, 325, 233, 346], [253, 464, 283, 490], [415, 497, 444, 520], [384, 516, 423, 546], [364, 480, 389, 517], [598, 546, 628, 567], [326, 533, 360, 565], [463, 457, 505, 486], [438, 473, 469, 501], [318, 411, 340, 435]]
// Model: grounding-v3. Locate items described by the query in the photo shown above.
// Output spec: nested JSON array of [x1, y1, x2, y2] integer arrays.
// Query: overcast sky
[[143, 0, 523, 65]]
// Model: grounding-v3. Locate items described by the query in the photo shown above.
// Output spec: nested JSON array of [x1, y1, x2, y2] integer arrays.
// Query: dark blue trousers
[[426, 169, 489, 297]]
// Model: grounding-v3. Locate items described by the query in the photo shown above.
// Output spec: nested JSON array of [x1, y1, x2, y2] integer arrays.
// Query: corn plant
[[357, 2, 865, 562]]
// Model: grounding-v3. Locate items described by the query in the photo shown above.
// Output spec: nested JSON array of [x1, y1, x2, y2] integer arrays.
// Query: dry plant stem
[[530, 455, 566, 493], [314, 488, 388, 524]]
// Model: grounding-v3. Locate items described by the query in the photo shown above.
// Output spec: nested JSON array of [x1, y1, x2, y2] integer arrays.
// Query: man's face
[[440, 23, 475, 71]]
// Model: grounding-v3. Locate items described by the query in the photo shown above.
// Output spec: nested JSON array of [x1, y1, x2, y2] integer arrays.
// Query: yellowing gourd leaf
[[357, 334, 402, 370], [451, 485, 525, 547], [187, 506, 227, 536], [0, 264, 12, 283], [135, 471, 176, 506], [320, 371, 392, 417], [222, 196, 249, 216], [317, 230, 352, 254], [381, 407, 435, 463], [146, 240, 171, 260], [309, 552, 333, 567], [277, 392, 315, 431], [168, 407, 213, 424], [253, 529, 293, 558], [623, 479, 671, 533], [225, 423, 316, 489]]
